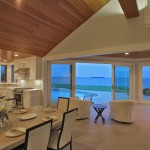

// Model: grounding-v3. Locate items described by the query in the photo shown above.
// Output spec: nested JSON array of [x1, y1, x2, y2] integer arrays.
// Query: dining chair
[[48, 108, 78, 150], [24, 119, 52, 150], [57, 97, 70, 112], [83, 95, 94, 104]]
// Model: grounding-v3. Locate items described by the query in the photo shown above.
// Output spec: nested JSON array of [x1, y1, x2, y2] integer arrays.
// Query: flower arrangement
[[0, 110, 8, 122], [0, 100, 10, 123]]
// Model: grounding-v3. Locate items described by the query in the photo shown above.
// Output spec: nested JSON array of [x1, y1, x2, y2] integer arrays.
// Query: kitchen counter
[[23, 89, 42, 108], [0, 87, 17, 90], [23, 89, 41, 91]]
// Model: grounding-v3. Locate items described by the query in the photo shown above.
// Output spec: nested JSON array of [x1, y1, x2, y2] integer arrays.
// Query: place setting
[[17, 113, 38, 121], [13, 109, 28, 114], [5, 127, 26, 138], [0, 112, 38, 141], [42, 115, 58, 122], [43, 107, 57, 113], [0, 119, 26, 142]]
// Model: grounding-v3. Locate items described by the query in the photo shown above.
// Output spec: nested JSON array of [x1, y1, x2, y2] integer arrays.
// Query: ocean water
[[50, 77, 150, 103], [52, 77, 130, 87], [51, 77, 131, 103]]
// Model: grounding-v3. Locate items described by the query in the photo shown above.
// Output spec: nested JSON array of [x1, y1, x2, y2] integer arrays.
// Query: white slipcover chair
[[24, 120, 52, 150], [109, 100, 136, 123], [48, 108, 78, 150], [57, 97, 69, 112], [69, 97, 92, 119]]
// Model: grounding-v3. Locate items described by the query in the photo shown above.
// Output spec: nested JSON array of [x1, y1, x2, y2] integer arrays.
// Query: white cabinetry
[[0, 88, 14, 98], [14, 57, 42, 80], [23, 89, 42, 108]]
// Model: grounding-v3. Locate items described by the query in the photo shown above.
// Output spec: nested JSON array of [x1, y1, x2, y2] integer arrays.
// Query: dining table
[[0, 106, 64, 150]]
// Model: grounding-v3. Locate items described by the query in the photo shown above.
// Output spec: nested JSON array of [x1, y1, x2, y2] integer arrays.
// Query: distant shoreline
[[52, 84, 129, 93], [90, 77, 105, 78]]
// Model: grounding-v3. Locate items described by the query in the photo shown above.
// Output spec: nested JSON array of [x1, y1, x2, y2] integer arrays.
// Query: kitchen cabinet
[[14, 56, 42, 80], [23, 89, 42, 108], [0, 88, 14, 98]]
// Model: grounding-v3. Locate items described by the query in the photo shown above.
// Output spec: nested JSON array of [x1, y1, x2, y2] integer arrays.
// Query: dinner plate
[[43, 116, 58, 122], [18, 113, 37, 121], [5, 127, 26, 137], [44, 107, 57, 112], [13, 109, 27, 114]]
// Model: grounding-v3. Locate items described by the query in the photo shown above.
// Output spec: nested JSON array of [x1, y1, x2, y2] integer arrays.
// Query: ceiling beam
[[118, 0, 139, 19]]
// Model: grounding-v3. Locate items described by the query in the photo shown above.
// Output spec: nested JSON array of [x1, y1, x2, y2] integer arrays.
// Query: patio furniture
[[109, 100, 135, 123], [69, 97, 92, 119], [48, 108, 78, 150], [24, 120, 52, 150], [57, 97, 69, 112], [83, 95, 94, 104], [92, 104, 107, 123]]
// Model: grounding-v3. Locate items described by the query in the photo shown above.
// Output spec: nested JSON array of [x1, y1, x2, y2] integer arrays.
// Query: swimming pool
[[51, 88, 99, 103]]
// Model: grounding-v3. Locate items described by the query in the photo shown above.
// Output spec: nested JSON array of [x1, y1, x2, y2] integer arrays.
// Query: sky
[[143, 67, 150, 78], [76, 63, 112, 78], [51, 63, 150, 78], [52, 63, 112, 78]]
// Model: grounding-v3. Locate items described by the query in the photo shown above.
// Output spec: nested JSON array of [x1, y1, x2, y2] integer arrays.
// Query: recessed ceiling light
[[3, 60, 7, 62], [125, 52, 129, 55], [14, 54, 19, 56]]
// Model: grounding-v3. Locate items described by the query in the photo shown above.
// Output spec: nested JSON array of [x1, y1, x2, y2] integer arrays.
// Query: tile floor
[[71, 104, 150, 150]]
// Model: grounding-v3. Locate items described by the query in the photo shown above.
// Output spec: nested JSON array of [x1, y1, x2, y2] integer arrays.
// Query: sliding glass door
[[75, 63, 112, 104], [142, 66, 150, 101], [113, 66, 130, 100], [49, 63, 133, 105], [50, 64, 72, 104]]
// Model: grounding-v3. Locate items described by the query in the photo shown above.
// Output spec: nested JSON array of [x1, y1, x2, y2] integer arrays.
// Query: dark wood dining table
[[0, 106, 63, 150]]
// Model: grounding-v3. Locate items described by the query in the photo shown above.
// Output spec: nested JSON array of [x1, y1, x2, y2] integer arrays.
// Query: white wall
[[44, 0, 150, 60]]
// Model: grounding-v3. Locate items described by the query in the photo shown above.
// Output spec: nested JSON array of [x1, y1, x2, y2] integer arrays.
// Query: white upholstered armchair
[[109, 100, 135, 123], [69, 97, 92, 119]]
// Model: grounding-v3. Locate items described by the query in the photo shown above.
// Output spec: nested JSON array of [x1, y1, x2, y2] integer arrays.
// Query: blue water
[[51, 77, 150, 103], [51, 89, 99, 103], [51, 88, 130, 103], [52, 77, 131, 87]]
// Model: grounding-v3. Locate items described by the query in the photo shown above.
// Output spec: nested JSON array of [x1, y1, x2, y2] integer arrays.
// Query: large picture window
[[1, 65, 7, 82]]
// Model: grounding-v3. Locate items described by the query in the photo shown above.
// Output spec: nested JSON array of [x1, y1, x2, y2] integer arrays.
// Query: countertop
[[0, 87, 41, 91], [0, 87, 16, 90], [23, 89, 42, 91]]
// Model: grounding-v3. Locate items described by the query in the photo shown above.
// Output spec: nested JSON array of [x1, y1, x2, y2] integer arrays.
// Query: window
[[75, 63, 112, 103], [50, 64, 72, 104], [1, 65, 7, 82]]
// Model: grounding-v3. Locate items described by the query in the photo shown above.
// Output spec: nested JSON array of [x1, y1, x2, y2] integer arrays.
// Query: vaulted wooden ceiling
[[0, 0, 140, 60], [0, 0, 109, 57]]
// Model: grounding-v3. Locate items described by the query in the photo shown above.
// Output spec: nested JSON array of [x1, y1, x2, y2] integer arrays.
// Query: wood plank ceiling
[[0, 0, 109, 57]]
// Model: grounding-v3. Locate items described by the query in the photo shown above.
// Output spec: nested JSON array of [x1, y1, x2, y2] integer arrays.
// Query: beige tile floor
[[70, 104, 150, 150]]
